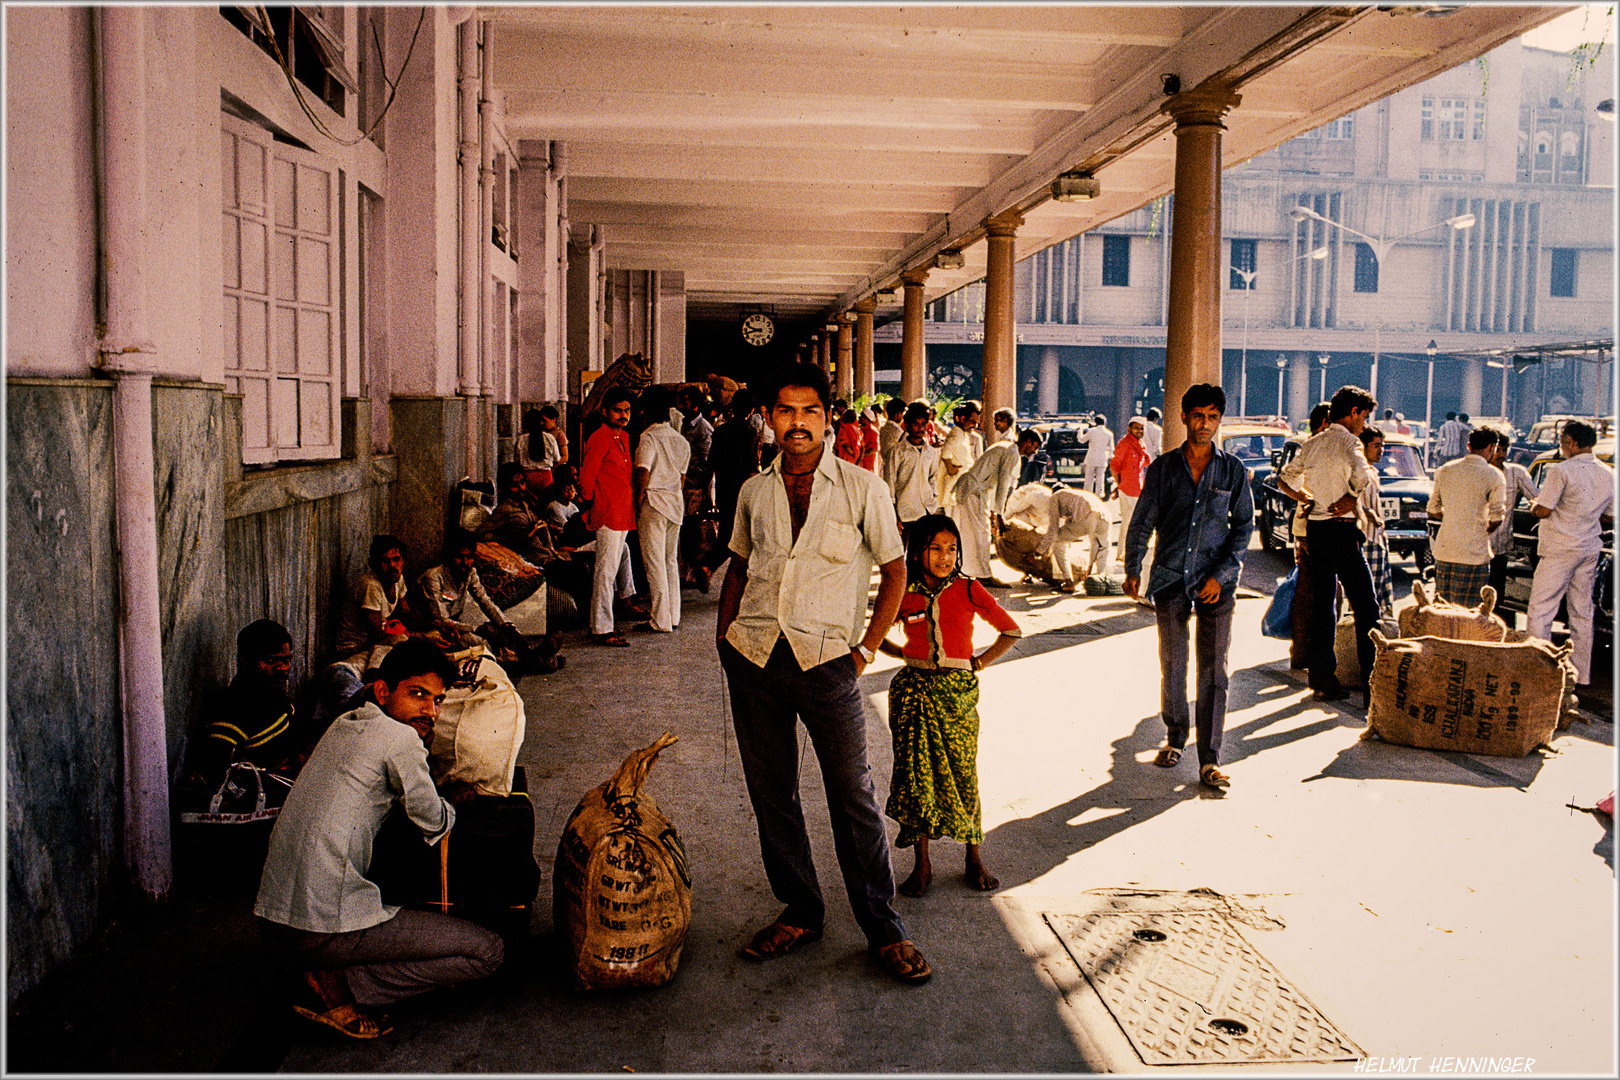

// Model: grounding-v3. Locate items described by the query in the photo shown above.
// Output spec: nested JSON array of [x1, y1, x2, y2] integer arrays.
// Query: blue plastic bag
[[1261, 569, 1296, 639]]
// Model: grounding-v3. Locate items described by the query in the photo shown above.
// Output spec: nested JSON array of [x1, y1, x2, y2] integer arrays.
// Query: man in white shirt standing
[[633, 387, 692, 633], [716, 362, 930, 985], [878, 397, 907, 473], [952, 435, 1021, 589], [1526, 421, 1614, 686], [1487, 429, 1539, 600], [884, 401, 941, 538], [256, 640, 503, 1039], [988, 406, 1017, 445], [1142, 407, 1164, 458], [1278, 385, 1380, 703], [1082, 414, 1115, 496], [938, 400, 984, 509], [1427, 427, 1508, 607]]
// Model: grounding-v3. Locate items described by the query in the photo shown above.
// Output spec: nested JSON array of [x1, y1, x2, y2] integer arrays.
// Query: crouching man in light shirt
[[255, 640, 503, 1039], [1526, 420, 1614, 686]]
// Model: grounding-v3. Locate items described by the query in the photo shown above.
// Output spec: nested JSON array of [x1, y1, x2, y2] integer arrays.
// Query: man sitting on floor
[[312, 535, 421, 730], [417, 533, 526, 657], [256, 640, 504, 1040], [178, 619, 304, 817]]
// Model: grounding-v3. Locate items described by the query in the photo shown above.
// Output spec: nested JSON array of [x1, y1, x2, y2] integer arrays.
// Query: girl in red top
[[878, 513, 1020, 896]]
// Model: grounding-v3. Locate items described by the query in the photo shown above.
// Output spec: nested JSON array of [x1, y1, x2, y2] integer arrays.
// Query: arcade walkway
[[7, 544, 1613, 1073]]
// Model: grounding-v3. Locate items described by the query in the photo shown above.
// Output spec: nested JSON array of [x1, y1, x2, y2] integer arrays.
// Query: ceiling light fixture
[[1051, 172, 1101, 202], [935, 249, 965, 270]]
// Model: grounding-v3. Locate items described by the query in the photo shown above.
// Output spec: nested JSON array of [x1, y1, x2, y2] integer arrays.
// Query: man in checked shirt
[[1277, 385, 1381, 706]]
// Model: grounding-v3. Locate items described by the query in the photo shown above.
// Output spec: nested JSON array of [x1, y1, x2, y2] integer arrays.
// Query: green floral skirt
[[885, 666, 983, 847]]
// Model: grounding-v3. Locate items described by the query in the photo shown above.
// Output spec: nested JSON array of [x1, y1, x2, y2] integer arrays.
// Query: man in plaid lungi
[[1427, 428, 1507, 607]]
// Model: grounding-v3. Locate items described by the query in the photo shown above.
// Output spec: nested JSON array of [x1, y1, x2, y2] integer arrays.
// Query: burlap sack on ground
[[1364, 629, 1570, 756], [1398, 581, 1508, 642], [1332, 614, 1400, 687], [995, 518, 1060, 583], [430, 649, 525, 796], [553, 731, 691, 989], [1502, 628, 1583, 730]]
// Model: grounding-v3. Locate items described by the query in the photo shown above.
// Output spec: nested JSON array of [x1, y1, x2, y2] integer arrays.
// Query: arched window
[[1535, 131, 1553, 156], [1560, 130, 1580, 158]]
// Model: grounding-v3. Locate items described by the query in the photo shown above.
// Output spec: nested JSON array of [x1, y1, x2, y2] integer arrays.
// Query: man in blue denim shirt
[[1124, 384, 1254, 790]]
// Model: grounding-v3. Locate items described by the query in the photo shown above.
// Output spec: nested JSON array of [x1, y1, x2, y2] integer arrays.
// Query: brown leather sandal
[[873, 939, 933, 984], [292, 1003, 393, 1039], [739, 920, 823, 961]]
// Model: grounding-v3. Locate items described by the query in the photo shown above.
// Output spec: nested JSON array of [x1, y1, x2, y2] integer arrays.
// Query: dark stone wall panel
[[5, 381, 121, 1004], [151, 384, 228, 772]]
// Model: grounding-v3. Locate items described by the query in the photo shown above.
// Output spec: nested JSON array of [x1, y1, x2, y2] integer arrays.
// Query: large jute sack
[[1397, 581, 1508, 642], [1502, 628, 1583, 730], [994, 518, 1060, 583], [553, 731, 691, 990], [1331, 614, 1400, 687], [430, 649, 525, 796], [1364, 629, 1571, 756]]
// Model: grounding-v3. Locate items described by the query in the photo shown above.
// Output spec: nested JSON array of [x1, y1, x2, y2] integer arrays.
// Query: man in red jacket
[[579, 389, 639, 646]]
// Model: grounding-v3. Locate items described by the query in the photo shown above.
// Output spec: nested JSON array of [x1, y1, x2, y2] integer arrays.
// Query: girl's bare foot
[[898, 839, 932, 897], [965, 845, 999, 891]]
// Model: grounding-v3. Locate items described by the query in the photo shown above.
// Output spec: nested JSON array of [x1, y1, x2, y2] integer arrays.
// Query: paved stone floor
[[6, 535, 1614, 1074]]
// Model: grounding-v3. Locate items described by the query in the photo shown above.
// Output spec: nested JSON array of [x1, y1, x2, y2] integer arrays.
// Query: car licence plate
[[1379, 498, 1398, 521]]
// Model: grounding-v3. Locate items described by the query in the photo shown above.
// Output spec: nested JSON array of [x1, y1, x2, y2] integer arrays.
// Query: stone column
[[1160, 83, 1241, 446], [900, 269, 929, 401], [1038, 346, 1061, 414], [1460, 357, 1483, 416], [817, 333, 831, 371], [835, 318, 853, 399], [982, 211, 1023, 417], [854, 299, 876, 399], [1287, 351, 1314, 425]]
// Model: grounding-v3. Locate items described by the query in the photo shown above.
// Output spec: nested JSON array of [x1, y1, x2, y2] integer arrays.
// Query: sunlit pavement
[[7, 531, 1613, 1074]]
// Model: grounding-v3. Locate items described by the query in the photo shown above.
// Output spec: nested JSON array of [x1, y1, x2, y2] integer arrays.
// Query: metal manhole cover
[[1045, 910, 1362, 1065]]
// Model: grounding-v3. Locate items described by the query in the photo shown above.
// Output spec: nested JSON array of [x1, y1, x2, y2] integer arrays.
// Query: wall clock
[[741, 312, 775, 346]]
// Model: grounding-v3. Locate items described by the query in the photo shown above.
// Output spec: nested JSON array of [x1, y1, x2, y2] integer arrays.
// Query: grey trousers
[[1153, 585, 1235, 768], [260, 908, 505, 1007], [719, 637, 907, 948]]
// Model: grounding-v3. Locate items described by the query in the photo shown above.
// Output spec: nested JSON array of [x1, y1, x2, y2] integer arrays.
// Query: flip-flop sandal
[[1153, 746, 1182, 768], [591, 634, 631, 647], [739, 921, 823, 961], [873, 940, 933, 984], [292, 1003, 393, 1039], [1200, 765, 1230, 790]]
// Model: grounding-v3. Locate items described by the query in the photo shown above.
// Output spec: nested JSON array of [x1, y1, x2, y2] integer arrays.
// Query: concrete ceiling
[[488, 4, 1569, 330]]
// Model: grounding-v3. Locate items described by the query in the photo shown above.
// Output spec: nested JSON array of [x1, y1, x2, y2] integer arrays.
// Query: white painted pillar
[[1287, 351, 1314, 425], [458, 19, 481, 476], [96, 6, 172, 901], [477, 19, 497, 478], [1038, 347, 1061, 414], [1460, 357, 1483, 416]]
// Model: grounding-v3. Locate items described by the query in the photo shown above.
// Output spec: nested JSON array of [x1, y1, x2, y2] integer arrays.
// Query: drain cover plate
[[1045, 910, 1362, 1065]]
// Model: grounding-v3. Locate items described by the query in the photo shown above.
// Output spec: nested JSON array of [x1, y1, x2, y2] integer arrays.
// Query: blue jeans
[[1153, 585, 1235, 768], [719, 637, 906, 948]]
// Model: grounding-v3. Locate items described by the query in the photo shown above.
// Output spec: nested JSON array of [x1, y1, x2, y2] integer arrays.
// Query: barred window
[[1549, 249, 1577, 298], [1102, 235, 1130, 287], [1229, 239, 1256, 289], [1437, 98, 1469, 140], [1472, 98, 1486, 140], [1421, 96, 1434, 140], [1353, 243, 1379, 294]]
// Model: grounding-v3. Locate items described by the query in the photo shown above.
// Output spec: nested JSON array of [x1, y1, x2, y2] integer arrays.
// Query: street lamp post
[[1318, 353, 1331, 401], [1275, 355, 1288, 421], [1424, 339, 1437, 468], [1288, 206, 1475, 402], [1229, 246, 1327, 417]]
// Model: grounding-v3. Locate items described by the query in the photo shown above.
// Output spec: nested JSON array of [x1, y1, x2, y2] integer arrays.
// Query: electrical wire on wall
[[255, 4, 427, 147]]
